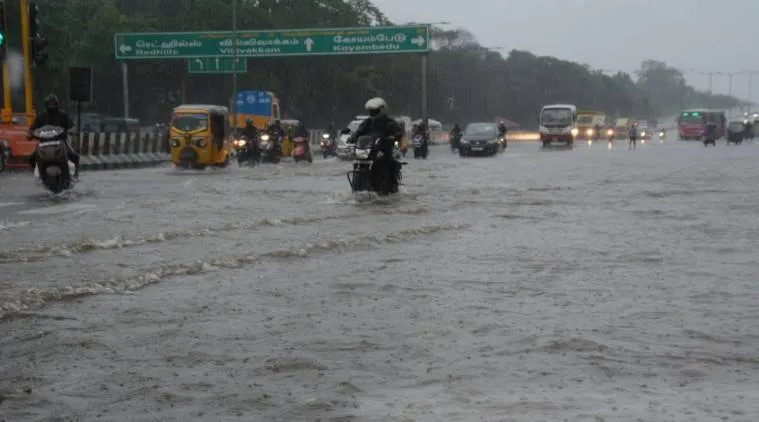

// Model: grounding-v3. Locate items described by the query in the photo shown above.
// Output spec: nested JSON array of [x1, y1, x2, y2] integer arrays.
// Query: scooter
[[292, 136, 313, 163], [320, 133, 335, 159], [31, 126, 77, 194]]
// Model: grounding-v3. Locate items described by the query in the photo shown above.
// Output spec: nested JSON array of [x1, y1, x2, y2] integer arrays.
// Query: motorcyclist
[[593, 123, 602, 140], [28, 94, 80, 179], [744, 119, 754, 140], [323, 122, 337, 154], [412, 120, 428, 146], [348, 97, 404, 192], [450, 123, 462, 150], [628, 122, 638, 149], [497, 120, 508, 137], [704, 121, 717, 141], [242, 119, 258, 140], [266, 119, 285, 155]]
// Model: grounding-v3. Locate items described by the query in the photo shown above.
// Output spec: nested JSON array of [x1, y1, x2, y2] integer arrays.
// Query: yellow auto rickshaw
[[169, 104, 232, 169]]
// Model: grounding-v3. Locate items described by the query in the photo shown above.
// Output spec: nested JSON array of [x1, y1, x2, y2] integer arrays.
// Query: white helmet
[[364, 97, 387, 119]]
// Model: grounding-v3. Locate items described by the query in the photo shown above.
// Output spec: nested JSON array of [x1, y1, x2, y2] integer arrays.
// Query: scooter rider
[[293, 121, 311, 155], [348, 97, 404, 192], [28, 94, 80, 179]]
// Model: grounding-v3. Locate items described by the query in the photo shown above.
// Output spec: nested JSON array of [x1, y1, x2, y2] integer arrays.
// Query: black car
[[459, 122, 501, 157], [727, 120, 745, 144]]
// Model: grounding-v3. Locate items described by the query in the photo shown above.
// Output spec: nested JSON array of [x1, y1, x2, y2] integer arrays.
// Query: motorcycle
[[703, 133, 716, 147], [0, 139, 9, 173], [346, 135, 406, 195], [259, 134, 281, 164], [31, 125, 76, 194], [235, 135, 259, 166], [499, 135, 507, 151], [658, 130, 665, 142], [292, 136, 313, 163], [413, 134, 428, 159], [320, 133, 335, 159]]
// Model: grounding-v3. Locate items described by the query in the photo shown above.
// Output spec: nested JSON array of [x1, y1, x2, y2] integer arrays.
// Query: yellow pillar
[[1, 0, 10, 123], [19, 0, 33, 116]]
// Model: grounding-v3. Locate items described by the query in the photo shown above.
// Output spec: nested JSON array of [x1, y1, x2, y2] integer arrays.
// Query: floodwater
[[1, 140, 758, 421]]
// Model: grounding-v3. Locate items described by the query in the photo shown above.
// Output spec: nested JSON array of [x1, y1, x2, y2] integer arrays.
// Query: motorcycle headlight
[[606, 129, 613, 135], [394, 141, 399, 148], [260, 134, 270, 141], [322, 133, 330, 139], [570, 128, 579, 136], [460, 139, 469, 144], [586, 129, 593, 136], [238, 139, 246, 146], [355, 148, 370, 159], [641, 131, 646, 137], [170, 139, 180, 147]]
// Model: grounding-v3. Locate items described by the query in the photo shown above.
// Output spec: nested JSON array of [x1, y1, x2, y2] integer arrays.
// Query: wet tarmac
[[1, 140, 758, 421]]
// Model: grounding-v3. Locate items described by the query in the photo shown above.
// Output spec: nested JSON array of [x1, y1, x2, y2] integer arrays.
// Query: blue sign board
[[236, 90, 273, 116]]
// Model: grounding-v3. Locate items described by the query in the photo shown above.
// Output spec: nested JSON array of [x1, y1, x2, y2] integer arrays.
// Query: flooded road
[[1, 140, 758, 421]]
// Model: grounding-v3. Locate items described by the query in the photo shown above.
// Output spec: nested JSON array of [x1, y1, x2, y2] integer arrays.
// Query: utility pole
[[748, 71, 759, 111], [231, 0, 238, 128], [0, 0, 10, 123]]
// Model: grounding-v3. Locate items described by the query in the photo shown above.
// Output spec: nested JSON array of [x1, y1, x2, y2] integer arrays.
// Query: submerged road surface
[[1, 141, 758, 421]]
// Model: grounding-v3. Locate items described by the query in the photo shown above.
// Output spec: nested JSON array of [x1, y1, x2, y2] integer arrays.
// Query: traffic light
[[0, 0, 7, 62], [28, 1, 47, 66]]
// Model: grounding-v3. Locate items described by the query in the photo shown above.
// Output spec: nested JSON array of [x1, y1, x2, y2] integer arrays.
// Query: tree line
[[2, 0, 743, 128]]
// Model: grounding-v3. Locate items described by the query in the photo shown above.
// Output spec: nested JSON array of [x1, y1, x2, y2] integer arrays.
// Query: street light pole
[[480, 46, 504, 120], [231, 0, 238, 128], [717, 71, 741, 117], [748, 71, 759, 111], [418, 21, 449, 129]]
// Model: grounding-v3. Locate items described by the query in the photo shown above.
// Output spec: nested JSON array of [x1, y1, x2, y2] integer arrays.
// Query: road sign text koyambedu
[[114, 26, 430, 59]]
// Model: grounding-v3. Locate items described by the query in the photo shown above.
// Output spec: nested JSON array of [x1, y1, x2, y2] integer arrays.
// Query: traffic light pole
[[19, 0, 33, 116], [0, 0, 10, 122]]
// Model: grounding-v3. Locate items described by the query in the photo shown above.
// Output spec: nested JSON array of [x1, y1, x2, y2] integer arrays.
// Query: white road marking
[[18, 203, 98, 216], [0, 202, 24, 208]]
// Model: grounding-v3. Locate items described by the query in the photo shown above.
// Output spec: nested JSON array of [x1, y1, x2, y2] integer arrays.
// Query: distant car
[[459, 122, 501, 157], [727, 120, 745, 144]]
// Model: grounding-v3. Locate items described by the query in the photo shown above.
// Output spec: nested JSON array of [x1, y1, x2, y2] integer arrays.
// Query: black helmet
[[44, 94, 59, 109]]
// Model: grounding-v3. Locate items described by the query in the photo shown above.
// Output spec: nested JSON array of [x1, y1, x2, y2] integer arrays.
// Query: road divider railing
[[72, 131, 169, 171]]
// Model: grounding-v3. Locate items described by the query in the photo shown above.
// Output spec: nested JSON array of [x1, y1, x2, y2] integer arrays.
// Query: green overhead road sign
[[187, 57, 247, 74], [114, 25, 430, 60]]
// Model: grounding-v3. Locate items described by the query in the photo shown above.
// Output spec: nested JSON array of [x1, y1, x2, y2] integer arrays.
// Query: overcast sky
[[372, 0, 759, 101]]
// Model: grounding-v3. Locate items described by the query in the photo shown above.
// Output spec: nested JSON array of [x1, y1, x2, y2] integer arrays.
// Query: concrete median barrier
[[72, 132, 169, 171]]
